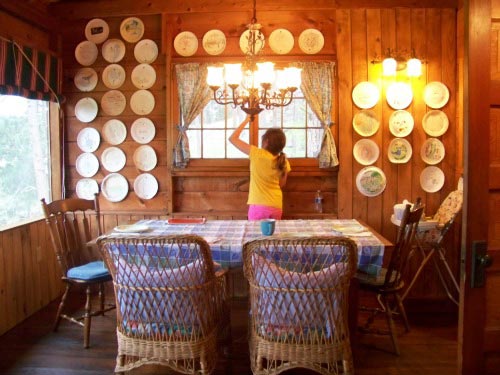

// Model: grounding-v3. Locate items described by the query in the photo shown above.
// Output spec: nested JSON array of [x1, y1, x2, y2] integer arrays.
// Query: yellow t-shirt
[[247, 146, 291, 209]]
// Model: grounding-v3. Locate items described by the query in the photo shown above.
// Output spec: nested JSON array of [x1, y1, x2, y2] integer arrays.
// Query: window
[[186, 88, 324, 159], [0, 95, 51, 229]]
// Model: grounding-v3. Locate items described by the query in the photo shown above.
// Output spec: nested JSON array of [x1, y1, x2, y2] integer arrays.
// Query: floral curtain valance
[[0, 38, 62, 102]]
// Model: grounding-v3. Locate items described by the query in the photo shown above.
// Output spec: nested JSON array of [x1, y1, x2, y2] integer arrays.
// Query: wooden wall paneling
[[0, 231, 8, 334], [491, 22, 500, 80]]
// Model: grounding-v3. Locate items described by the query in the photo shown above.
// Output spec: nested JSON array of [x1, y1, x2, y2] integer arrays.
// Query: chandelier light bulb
[[224, 64, 242, 86], [207, 66, 224, 87], [382, 57, 397, 76], [407, 58, 422, 77]]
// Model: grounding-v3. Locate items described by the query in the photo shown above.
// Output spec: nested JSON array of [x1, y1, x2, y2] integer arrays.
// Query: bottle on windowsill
[[314, 190, 323, 213]]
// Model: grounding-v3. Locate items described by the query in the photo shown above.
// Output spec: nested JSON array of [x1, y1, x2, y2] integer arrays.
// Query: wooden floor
[[0, 292, 458, 375]]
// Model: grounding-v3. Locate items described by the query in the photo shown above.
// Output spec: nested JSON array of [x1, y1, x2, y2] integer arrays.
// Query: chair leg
[[83, 285, 92, 348], [395, 293, 410, 333], [54, 283, 71, 332], [382, 295, 400, 356], [98, 282, 105, 314]]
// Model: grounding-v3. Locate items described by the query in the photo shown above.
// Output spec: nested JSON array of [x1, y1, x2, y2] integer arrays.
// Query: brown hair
[[262, 128, 287, 177]]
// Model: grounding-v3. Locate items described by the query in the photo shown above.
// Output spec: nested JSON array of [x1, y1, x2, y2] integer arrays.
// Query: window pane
[[259, 108, 281, 128], [0, 95, 51, 228], [282, 98, 306, 128], [307, 128, 324, 157], [227, 128, 249, 158], [203, 102, 226, 129], [283, 129, 306, 157], [202, 130, 226, 158], [187, 129, 202, 158]]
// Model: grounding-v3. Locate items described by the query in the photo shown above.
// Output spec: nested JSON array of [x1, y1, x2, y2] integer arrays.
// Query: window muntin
[[0, 95, 51, 229]]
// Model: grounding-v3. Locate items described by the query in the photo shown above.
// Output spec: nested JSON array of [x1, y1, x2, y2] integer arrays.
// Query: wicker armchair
[[97, 234, 230, 374], [242, 236, 358, 375]]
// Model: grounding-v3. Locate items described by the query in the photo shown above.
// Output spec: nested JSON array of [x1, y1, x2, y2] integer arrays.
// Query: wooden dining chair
[[243, 236, 358, 375], [356, 203, 424, 356], [97, 234, 230, 374], [41, 194, 115, 348]]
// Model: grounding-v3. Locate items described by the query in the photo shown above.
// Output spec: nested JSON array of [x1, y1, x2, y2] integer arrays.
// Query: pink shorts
[[248, 205, 283, 221]]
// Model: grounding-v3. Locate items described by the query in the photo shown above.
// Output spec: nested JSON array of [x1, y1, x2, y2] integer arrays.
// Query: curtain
[[0, 38, 62, 102], [174, 63, 212, 168], [298, 61, 339, 168]]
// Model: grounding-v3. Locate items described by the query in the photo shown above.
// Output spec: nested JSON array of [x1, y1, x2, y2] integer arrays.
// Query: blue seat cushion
[[67, 261, 110, 280]]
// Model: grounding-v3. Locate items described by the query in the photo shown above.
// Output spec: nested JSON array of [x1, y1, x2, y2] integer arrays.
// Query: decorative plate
[[75, 178, 99, 200], [102, 119, 127, 145], [134, 39, 159, 63], [174, 31, 199, 57], [120, 17, 145, 43], [423, 81, 449, 109], [202, 29, 226, 55], [101, 173, 128, 203], [353, 139, 379, 166], [386, 82, 413, 110], [420, 166, 445, 193], [130, 89, 155, 115], [85, 18, 109, 45], [269, 28, 294, 54], [352, 82, 380, 109], [421, 138, 445, 165], [101, 90, 126, 116], [389, 110, 414, 137], [77, 127, 100, 152], [75, 152, 99, 178], [102, 38, 126, 63], [131, 117, 155, 144], [101, 146, 126, 172], [352, 110, 379, 137], [75, 40, 98, 66], [133, 144, 157, 171], [388, 138, 412, 164], [102, 64, 126, 89], [131, 63, 156, 89], [74, 67, 98, 92], [75, 97, 98, 123], [239, 29, 264, 55], [298, 28, 324, 54], [356, 166, 387, 197], [134, 173, 159, 200], [422, 110, 449, 137]]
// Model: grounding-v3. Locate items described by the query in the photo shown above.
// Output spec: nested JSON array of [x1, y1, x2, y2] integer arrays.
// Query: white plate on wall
[[356, 166, 387, 197], [101, 172, 128, 202], [120, 17, 145, 43], [298, 28, 324, 54], [423, 81, 450, 109], [77, 127, 100, 152], [388, 138, 412, 164], [102, 119, 127, 145], [174, 31, 199, 57], [422, 110, 449, 137], [352, 110, 380, 137], [75, 178, 99, 200], [420, 166, 445, 193], [101, 146, 126, 172], [134, 39, 159, 63], [131, 117, 155, 144], [239, 29, 264, 55], [130, 89, 155, 115], [134, 173, 159, 200], [421, 138, 445, 165], [269, 28, 294, 54], [202, 29, 227, 55], [101, 90, 126, 116], [75, 152, 99, 178], [102, 64, 126, 89], [74, 67, 98, 92], [85, 18, 109, 45], [389, 110, 414, 137], [131, 63, 156, 89], [102, 38, 126, 63], [75, 97, 98, 123], [75, 40, 98, 66], [352, 82, 380, 109], [133, 144, 157, 171], [353, 139, 379, 166], [386, 82, 413, 110]]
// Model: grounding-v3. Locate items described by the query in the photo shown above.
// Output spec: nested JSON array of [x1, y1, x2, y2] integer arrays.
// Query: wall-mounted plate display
[[102, 119, 127, 145], [422, 110, 449, 137], [102, 64, 126, 89], [421, 138, 445, 165], [101, 146, 126, 172], [202, 29, 226, 55], [239, 29, 264, 55], [134, 39, 158, 63], [101, 173, 128, 202], [75, 97, 98, 123], [298, 28, 324, 54], [133, 144, 157, 171], [269, 28, 294, 55], [423, 81, 449, 109], [77, 127, 100, 152], [131, 63, 156, 89], [356, 166, 386, 197], [386, 82, 413, 110], [102, 38, 126, 63], [131, 117, 155, 144], [74, 67, 98, 92], [76, 178, 99, 200], [75, 152, 99, 178], [420, 166, 445, 193], [389, 110, 414, 137], [101, 90, 126, 116], [134, 173, 158, 200], [85, 18, 109, 45], [120, 17, 144, 43], [174, 31, 198, 57], [352, 110, 379, 137], [353, 139, 379, 166], [388, 138, 412, 164], [352, 81, 380, 109], [75, 40, 98, 66], [130, 89, 155, 115]]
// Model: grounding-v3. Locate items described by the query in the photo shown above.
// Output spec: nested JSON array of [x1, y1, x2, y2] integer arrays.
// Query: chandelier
[[206, 0, 302, 120]]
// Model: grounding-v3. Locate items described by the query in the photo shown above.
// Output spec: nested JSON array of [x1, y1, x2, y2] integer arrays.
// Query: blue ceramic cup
[[260, 219, 276, 236]]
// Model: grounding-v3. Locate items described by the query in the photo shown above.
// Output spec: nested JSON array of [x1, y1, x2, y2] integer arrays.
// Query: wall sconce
[[372, 49, 423, 77]]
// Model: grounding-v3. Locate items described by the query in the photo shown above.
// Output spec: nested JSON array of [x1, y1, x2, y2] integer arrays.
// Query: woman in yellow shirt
[[229, 115, 291, 220]]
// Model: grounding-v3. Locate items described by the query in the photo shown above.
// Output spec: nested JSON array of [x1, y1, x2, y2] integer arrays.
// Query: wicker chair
[[97, 234, 230, 374], [356, 203, 424, 355], [243, 236, 358, 375], [41, 195, 115, 348]]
